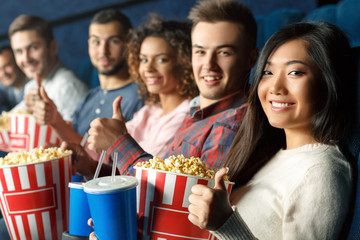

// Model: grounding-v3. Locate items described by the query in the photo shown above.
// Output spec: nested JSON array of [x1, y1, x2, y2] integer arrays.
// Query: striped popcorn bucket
[[134, 167, 234, 240], [0, 154, 71, 240], [0, 130, 10, 152], [8, 114, 62, 152]]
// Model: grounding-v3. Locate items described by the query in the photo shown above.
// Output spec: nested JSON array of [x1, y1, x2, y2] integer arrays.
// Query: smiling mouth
[[202, 75, 222, 81], [145, 76, 161, 84], [99, 58, 113, 65], [24, 66, 38, 72], [271, 101, 294, 108]]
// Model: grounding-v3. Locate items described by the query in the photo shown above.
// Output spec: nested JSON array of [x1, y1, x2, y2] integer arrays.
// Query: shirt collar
[[189, 96, 200, 108], [190, 90, 247, 119], [41, 61, 61, 84]]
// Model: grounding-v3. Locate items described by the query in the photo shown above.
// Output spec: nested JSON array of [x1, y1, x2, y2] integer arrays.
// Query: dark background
[[0, 0, 339, 76]]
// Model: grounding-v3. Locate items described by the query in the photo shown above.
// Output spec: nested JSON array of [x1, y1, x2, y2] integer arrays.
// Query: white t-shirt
[[13, 62, 88, 121]]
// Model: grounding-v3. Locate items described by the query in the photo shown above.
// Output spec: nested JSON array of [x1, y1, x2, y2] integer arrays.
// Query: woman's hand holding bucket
[[188, 167, 233, 230]]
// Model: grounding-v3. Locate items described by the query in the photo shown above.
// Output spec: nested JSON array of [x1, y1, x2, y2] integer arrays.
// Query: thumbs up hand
[[24, 73, 42, 114], [87, 96, 128, 153], [33, 86, 60, 126], [188, 167, 233, 230], [112, 96, 125, 121], [34, 72, 42, 89]]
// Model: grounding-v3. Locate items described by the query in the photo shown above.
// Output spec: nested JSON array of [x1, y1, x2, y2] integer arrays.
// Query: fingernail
[[225, 167, 229, 173]]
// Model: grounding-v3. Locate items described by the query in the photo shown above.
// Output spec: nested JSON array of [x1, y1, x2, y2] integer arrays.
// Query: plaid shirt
[[107, 90, 247, 175]]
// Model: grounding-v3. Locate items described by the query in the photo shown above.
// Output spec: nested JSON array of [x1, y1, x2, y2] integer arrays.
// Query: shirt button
[[100, 99, 105, 105], [103, 90, 108, 94], [95, 108, 101, 114]]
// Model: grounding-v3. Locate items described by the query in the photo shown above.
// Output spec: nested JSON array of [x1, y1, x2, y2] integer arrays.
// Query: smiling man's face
[[191, 21, 253, 108]]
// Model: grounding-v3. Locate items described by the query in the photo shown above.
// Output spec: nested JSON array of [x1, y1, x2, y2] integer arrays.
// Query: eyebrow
[[139, 53, 169, 58], [89, 35, 122, 40], [266, 60, 309, 66], [192, 44, 237, 50], [13, 41, 39, 51]]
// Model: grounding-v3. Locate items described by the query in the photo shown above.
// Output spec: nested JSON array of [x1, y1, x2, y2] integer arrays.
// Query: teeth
[[203, 76, 220, 81], [272, 102, 289, 107], [146, 77, 160, 82]]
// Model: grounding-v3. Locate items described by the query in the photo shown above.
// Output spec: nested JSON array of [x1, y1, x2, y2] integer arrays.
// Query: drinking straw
[[80, 132, 89, 147], [111, 152, 118, 182], [93, 150, 106, 179]]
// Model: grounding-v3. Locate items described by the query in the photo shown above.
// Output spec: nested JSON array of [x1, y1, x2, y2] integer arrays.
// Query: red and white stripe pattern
[[135, 167, 233, 240], [9, 114, 61, 152], [0, 156, 71, 240], [0, 130, 10, 151]]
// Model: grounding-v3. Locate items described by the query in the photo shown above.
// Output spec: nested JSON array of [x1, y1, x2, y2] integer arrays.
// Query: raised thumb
[[34, 72, 42, 88], [39, 86, 51, 103], [214, 167, 228, 191], [112, 96, 123, 120]]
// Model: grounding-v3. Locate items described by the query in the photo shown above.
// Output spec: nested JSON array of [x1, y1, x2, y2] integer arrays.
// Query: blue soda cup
[[84, 176, 138, 240], [68, 182, 93, 236], [72, 174, 84, 182]]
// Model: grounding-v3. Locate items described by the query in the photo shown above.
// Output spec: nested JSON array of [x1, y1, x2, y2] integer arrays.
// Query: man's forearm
[[51, 112, 82, 144]]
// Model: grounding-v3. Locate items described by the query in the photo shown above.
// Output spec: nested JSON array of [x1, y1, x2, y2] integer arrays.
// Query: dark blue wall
[[0, 0, 317, 76]]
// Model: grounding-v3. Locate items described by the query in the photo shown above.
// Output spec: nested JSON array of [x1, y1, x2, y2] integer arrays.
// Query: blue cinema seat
[[255, 8, 304, 50], [304, 0, 360, 48], [77, 57, 100, 89], [304, 4, 337, 24], [336, 0, 360, 48]]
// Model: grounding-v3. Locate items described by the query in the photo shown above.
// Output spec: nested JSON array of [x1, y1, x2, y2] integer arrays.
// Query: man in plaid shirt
[[68, 0, 259, 177]]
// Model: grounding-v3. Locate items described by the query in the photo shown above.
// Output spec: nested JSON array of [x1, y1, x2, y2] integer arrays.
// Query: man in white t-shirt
[[9, 14, 88, 121]]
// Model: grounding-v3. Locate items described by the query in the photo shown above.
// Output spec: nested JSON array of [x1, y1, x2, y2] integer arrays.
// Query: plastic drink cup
[[68, 182, 92, 236], [84, 175, 138, 240], [71, 174, 84, 182]]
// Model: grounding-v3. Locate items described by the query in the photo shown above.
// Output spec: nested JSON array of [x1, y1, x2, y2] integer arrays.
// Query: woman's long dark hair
[[225, 22, 355, 187]]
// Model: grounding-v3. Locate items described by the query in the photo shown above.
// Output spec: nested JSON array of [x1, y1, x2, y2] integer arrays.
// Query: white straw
[[111, 152, 118, 182], [93, 150, 106, 179], [80, 132, 89, 147]]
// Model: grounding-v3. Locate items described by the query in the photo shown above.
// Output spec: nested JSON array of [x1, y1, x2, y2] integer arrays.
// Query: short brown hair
[[91, 9, 132, 36], [188, 0, 257, 48], [8, 14, 54, 44]]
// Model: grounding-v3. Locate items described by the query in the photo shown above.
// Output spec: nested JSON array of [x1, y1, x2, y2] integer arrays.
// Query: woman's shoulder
[[267, 144, 352, 205], [278, 144, 346, 163], [129, 104, 162, 121], [270, 144, 351, 182]]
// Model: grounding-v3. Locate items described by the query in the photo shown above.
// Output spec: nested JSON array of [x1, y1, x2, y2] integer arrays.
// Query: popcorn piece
[[0, 147, 72, 166], [136, 154, 229, 181]]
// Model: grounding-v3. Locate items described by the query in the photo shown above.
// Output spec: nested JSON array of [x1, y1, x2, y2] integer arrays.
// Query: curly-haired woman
[[123, 15, 198, 158]]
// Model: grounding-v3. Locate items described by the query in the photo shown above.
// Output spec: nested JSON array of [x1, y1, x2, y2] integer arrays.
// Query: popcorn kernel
[[135, 155, 229, 181]]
